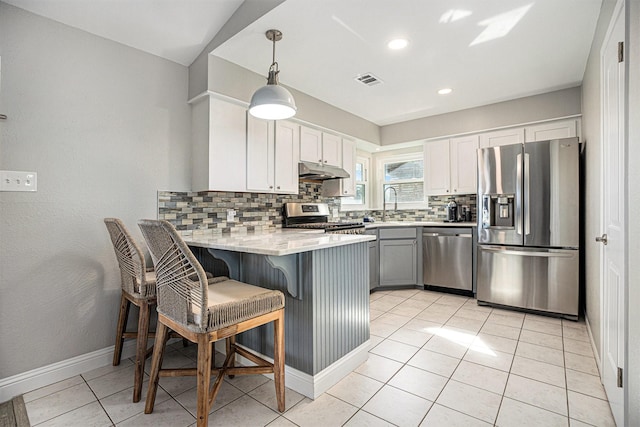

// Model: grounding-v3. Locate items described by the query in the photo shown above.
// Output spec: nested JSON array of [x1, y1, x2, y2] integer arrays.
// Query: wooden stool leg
[[133, 302, 151, 403], [144, 322, 168, 414], [226, 336, 236, 378], [113, 294, 130, 366], [273, 310, 285, 412], [196, 334, 212, 427]]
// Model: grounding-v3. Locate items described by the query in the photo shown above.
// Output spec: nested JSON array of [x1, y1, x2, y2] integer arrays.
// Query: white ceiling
[[4, 0, 602, 126], [2, 0, 244, 66]]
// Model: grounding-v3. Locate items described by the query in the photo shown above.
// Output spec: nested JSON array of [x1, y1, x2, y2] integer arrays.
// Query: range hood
[[298, 161, 349, 180]]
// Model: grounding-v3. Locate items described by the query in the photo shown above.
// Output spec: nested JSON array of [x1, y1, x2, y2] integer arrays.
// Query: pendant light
[[249, 29, 297, 120]]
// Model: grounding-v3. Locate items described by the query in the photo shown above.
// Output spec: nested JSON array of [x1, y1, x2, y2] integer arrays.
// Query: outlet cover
[[0, 170, 37, 192]]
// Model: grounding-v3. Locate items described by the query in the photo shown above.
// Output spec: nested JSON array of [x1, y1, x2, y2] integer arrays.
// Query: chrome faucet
[[382, 186, 398, 222]]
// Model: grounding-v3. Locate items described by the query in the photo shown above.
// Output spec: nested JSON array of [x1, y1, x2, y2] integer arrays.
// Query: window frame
[[376, 152, 427, 210], [340, 155, 370, 211]]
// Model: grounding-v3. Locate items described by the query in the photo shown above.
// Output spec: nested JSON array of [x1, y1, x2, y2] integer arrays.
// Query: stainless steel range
[[283, 202, 365, 234]]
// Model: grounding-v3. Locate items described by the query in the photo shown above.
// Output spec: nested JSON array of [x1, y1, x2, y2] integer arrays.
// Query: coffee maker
[[445, 198, 458, 222]]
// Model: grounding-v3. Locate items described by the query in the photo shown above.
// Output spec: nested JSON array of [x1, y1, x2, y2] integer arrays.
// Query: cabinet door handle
[[269, 185, 273, 189], [277, 186, 281, 189], [446, 189, 449, 192], [453, 189, 457, 192]]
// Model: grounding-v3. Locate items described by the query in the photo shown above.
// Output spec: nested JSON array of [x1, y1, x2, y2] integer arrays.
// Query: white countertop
[[183, 229, 376, 256], [365, 221, 476, 229]]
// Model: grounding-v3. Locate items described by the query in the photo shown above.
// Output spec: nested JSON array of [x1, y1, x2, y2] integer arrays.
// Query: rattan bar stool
[[104, 218, 158, 403], [138, 219, 285, 427]]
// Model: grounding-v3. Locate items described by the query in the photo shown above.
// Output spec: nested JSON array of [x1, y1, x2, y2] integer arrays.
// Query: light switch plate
[[0, 170, 38, 192]]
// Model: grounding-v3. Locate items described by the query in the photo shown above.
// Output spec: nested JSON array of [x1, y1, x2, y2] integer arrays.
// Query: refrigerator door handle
[[524, 152, 531, 236], [481, 247, 574, 258], [516, 153, 523, 235]]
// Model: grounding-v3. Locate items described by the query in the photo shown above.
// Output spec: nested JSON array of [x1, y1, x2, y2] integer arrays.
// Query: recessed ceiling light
[[438, 88, 453, 95], [387, 38, 408, 50]]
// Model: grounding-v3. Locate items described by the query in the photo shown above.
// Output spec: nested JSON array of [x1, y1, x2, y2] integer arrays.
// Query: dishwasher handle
[[423, 232, 472, 238]]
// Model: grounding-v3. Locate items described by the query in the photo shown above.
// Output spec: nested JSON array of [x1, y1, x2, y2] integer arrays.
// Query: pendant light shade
[[249, 29, 297, 120]]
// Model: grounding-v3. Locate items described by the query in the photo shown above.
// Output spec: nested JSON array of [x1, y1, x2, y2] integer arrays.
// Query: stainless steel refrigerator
[[476, 137, 580, 319]]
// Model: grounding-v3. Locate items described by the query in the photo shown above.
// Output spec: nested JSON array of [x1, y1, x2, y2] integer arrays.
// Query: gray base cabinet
[[365, 229, 379, 289], [379, 227, 418, 287]]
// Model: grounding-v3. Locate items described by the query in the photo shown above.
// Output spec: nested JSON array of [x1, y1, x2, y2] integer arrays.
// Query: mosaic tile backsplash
[[158, 182, 476, 234]]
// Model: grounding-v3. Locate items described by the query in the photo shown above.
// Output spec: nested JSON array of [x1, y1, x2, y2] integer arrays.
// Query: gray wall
[[381, 87, 582, 145], [207, 56, 381, 145], [626, 0, 640, 422], [580, 0, 617, 358], [0, 3, 191, 378]]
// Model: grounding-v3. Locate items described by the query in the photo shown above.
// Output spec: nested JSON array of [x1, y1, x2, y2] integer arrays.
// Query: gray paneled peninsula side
[[184, 229, 376, 399]]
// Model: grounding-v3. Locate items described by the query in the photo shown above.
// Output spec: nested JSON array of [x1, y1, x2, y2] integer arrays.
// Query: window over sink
[[379, 154, 426, 208]]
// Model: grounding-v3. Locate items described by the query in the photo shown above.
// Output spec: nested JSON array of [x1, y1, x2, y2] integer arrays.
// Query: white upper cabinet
[[479, 128, 525, 148], [424, 135, 479, 196], [322, 132, 342, 167], [424, 139, 451, 195], [323, 138, 356, 197], [247, 117, 299, 194], [246, 115, 275, 192], [299, 125, 342, 167], [341, 139, 357, 196], [192, 96, 247, 192], [274, 120, 300, 193], [299, 126, 322, 164], [524, 118, 581, 142], [450, 135, 480, 194]]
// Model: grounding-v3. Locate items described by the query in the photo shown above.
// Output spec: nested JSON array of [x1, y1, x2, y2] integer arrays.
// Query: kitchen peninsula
[[183, 229, 376, 399]]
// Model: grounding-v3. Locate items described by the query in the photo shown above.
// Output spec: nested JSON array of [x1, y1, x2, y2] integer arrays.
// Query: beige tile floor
[[23, 289, 616, 426]]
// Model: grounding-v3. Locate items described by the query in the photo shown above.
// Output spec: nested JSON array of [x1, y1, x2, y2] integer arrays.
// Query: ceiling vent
[[355, 73, 383, 86]]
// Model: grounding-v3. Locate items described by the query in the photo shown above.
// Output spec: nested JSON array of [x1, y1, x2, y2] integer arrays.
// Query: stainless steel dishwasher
[[423, 227, 473, 292]]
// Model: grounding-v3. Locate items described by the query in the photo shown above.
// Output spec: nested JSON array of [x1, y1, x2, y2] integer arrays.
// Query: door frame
[[599, 1, 626, 425]]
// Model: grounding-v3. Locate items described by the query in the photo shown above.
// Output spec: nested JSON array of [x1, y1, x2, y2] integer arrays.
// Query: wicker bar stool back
[[138, 219, 285, 427], [104, 218, 157, 403]]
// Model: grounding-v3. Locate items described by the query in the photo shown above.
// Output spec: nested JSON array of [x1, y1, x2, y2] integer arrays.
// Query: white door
[[600, 3, 625, 426]]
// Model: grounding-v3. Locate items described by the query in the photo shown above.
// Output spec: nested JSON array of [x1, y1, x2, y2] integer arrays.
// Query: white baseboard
[[1, 337, 370, 404], [0, 340, 138, 403], [233, 340, 370, 399], [584, 313, 602, 375]]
